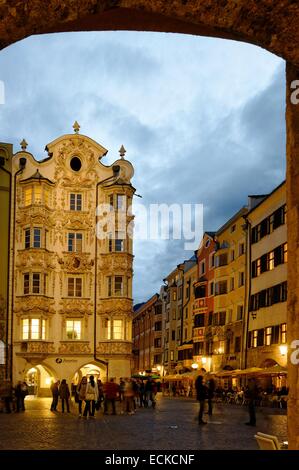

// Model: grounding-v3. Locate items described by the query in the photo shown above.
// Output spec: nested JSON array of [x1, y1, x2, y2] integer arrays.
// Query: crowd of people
[[50, 376, 159, 418], [195, 375, 288, 426]]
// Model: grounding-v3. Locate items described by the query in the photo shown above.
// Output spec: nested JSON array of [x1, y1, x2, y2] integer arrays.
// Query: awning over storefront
[[257, 364, 287, 375], [215, 369, 242, 377]]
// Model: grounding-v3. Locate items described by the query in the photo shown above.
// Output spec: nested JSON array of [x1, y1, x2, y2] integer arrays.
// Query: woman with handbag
[[83, 375, 99, 419]]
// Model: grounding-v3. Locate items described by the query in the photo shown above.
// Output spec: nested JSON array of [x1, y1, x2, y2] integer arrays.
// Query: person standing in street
[[83, 375, 98, 419], [59, 379, 70, 413], [50, 380, 60, 411], [245, 377, 258, 426], [76, 376, 87, 417], [195, 375, 208, 425]]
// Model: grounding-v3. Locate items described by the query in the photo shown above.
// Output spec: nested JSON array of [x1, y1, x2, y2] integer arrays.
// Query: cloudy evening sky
[[0, 32, 285, 303]]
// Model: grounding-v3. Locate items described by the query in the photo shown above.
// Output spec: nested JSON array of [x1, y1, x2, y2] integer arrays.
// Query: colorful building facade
[[245, 182, 287, 380], [10, 126, 135, 394]]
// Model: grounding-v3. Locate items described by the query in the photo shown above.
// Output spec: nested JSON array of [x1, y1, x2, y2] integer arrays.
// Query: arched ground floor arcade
[[14, 354, 132, 396]]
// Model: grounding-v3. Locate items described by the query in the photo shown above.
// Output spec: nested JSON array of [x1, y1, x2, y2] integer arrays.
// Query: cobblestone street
[[0, 394, 287, 450]]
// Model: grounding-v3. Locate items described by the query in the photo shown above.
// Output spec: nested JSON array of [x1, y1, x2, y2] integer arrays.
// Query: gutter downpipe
[[242, 215, 252, 372], [0, 163, 12, 379], [94, 167, 120, 381], [10, 158, 26, 382]]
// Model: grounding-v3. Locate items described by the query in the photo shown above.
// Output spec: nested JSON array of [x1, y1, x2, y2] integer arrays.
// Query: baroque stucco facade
[[10, 128, 135, 394]]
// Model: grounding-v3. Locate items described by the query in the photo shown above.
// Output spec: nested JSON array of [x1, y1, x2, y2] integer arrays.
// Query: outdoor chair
[[254, 435, 278, 450], [255, 432, 287, 450]]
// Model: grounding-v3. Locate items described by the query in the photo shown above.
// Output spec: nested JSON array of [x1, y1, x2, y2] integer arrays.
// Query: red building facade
[[193, 232, 216, 371]]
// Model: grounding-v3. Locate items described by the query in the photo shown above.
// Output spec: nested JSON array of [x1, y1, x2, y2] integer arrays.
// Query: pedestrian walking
[[59, 379, 70, 413], [195, 375, 208, 425], [245, 377, 258, 426], [50, 380, 60, 411], [83, 375, 98, 418], [76, 376, 87, 417], [104, 378, 119, 415]]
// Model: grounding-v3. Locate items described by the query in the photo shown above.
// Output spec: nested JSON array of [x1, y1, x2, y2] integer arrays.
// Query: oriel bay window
[[23, 185, 51, 207], [68, 277, 82, 297], [215, 280, 227, 295], [107, 319, 124, 340], [23, 273, 48, 295], [108, 231, 126, 252], [24, 227, 42, 249], [21, 318, 46, 340], [108, 194, 126, 211], [68, 233, 83, 252], [107, 276, 127, 297], [66, 320, 82, 340]]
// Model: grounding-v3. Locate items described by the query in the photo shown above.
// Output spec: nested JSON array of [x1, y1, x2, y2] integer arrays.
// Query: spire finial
[[73, 121, 80, 134], [20, 139, 28, 150], [119, 145, 126, 159]]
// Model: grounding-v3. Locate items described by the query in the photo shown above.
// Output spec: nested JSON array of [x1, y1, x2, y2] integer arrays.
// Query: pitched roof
[[20, 169, 54, 185]]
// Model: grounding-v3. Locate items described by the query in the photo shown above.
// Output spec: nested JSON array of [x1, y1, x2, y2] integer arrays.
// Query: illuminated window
[[281, 323, 287, 344], [113, 320, 123, 340], [22, 319, 29, 340], [68, 233, 83, 252], [43, 274, 48, 296], [68, 278, 82, 297], [126, 320, 132, 341], [268, 251, 275, 270], [66, 320, 82, 340], [34, 186, 42, 203], [107, 319, 111, 340], [173, 290, 177, 301], [283, 243, 288, 263], [44, 187, 50, 206], [24, 187, 32, 206], [31, 319, 40, 339], [265, 327, 272, 346], [22, 318, 44, 340], [256, 258, 261, 276], [253, 330, 258, 348], [42, 319, 46, 340]]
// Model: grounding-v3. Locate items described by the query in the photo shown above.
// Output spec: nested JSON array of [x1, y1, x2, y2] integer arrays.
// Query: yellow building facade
[[10, 127, 135, 394], [245, 182, 287, 377], [213, 208, 247, 373]]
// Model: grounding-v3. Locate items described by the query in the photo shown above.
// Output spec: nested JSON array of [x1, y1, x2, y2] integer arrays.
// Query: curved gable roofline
[[45, 133, 108, 158]]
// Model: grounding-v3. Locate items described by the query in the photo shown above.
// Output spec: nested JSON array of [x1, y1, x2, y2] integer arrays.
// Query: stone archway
[[0, 1, 299, 65], [1, 0, 299, 449]]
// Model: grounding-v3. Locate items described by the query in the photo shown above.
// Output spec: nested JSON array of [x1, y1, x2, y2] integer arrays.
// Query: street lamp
[[202, 357, 207, 365], [279, 344, 288, 356], [191, 363, 199, 370]]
